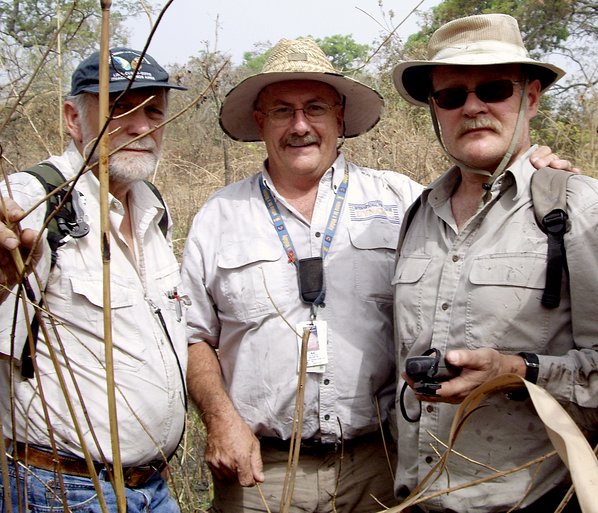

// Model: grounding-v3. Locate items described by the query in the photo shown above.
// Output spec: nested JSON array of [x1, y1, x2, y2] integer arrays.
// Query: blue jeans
[[0, 463, 180, 513]]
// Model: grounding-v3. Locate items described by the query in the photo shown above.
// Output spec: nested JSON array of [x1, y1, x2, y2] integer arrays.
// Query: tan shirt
[[393, 147, 598, 511]]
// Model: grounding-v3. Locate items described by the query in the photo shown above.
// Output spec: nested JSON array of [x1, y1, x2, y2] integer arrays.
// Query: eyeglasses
[[257, 102, 340, 123], [431, 79, 521, 110]]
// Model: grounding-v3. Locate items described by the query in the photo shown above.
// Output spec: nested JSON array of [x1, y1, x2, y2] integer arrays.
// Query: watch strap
[[518, 352, 540, 384]]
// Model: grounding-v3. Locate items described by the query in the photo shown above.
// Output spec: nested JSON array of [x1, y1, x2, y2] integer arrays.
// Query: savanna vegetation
[[1, 0, 596, 510]]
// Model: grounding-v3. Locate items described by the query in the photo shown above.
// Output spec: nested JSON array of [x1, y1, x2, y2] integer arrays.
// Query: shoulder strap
[[22, 162, 90, 262], [143, 180, 168, 238], [530, 167, 572, 309], [20, 162, 91, 378]]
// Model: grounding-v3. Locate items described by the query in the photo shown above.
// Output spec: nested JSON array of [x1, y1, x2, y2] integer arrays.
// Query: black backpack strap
[[19, 162, 89, 378], [22, 162, 89, 265], [530, 168, 571, 309], [143, 180, 168, 238]]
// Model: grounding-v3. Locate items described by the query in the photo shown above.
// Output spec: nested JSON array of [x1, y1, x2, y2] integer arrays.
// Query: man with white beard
[[0, 48, 189, 513]]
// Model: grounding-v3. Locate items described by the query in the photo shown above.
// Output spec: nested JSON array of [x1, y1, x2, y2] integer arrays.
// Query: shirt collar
[[423, 145, 538, 208]]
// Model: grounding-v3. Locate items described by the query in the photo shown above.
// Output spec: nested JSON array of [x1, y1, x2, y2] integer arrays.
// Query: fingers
[[530, 146, 580, 174], [205, 431, 264, 487], [250, 443, 265, 484], [0, 220, 20, 251]]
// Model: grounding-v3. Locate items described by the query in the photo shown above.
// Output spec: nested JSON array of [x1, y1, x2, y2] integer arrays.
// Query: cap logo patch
[[113, 55, 132, 71], [287, 52, 308, 62]]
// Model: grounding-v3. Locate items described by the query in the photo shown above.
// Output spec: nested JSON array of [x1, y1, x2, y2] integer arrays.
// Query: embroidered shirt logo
[[349, 200, 401, 224]]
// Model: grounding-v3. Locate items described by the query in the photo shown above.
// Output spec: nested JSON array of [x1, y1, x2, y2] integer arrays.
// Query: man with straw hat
[[0, 48, 188, 512], [392, 13, 597, 512], [182, 37, 423, 512]]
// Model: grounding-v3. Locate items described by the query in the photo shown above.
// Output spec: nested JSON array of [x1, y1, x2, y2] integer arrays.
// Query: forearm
[[186, 340, 264, 485], [187, 341, 240, 430]]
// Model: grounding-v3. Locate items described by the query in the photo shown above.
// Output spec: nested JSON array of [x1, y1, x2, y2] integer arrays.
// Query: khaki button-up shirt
[[393, 147, 598, 511]]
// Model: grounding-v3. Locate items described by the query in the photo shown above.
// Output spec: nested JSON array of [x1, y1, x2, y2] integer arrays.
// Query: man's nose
[[289, 108, 311, 133], [123, 108, 153, 135], [462, 90, 489, 114]]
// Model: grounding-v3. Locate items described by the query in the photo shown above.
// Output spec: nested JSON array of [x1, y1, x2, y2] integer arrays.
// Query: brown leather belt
[[10, 441, 165, 488]]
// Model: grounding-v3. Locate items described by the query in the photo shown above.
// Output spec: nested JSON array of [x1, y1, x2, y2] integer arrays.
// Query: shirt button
[[452, 255, 459, 262], [315, 232, 321, 238], [425, 456, 433, 464], [323, 379, 330, 385], [426, 405, 434, 413], [441, 303, 449, 310], [324, 414, 330, 420]]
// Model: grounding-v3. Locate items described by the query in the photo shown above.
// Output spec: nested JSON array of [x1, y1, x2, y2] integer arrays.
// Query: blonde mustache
[[457, 118, 501, 136]]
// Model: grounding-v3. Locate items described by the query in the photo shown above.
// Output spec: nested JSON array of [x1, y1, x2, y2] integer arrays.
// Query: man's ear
[[527, 79, 542, 118], [64, 101, 83, 143], [253, 110, 265, 138]]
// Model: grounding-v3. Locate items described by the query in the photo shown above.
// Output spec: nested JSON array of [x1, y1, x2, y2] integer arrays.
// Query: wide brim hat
[[393, 14, 566, 107], [219, 37, 383, 142], [70, 47, 187, 96]]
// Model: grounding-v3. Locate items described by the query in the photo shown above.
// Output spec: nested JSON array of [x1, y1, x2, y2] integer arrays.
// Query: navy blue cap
[[70, 47, 187, 96]]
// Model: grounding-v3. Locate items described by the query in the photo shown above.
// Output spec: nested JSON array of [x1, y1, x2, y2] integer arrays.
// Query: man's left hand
[[426, 348, 526, 403]]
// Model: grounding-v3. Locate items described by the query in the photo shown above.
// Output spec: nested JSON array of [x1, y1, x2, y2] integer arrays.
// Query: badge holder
[[295, 257, 327, 372]]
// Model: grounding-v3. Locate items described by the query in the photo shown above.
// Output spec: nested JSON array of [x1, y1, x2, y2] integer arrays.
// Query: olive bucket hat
[[219, 37, 383, 142], [393, 13, 565, 107]]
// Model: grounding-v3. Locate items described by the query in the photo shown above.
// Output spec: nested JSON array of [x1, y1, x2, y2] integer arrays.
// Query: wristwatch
[[518, 352, 540, 384]]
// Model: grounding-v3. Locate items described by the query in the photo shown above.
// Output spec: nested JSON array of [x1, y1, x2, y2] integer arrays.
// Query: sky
[[125, 0, 441, 67]]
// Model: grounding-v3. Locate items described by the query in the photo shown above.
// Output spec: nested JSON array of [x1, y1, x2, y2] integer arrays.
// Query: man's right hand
[[0, 198, 40, 299], [205, 412, 265, 487]]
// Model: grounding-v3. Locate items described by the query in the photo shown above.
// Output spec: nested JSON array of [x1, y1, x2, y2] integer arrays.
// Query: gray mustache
[[284, 134, 319, 146], [458, 118, 501, 136]]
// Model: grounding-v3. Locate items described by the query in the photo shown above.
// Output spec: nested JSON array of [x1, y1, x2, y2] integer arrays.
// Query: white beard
[[108, 145, 158, 184], [82, 135, 159, 185]]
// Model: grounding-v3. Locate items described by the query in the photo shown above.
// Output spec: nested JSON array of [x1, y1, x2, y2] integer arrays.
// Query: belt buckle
[[123, 465, 157, 488]]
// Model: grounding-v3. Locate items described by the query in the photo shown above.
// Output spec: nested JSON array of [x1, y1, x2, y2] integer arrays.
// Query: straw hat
[[219, 37, 383, 141], [393, 14, 565, 107]]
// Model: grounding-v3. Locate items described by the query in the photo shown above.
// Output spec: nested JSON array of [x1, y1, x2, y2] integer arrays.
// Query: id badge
[[295, 320, 328, 373]]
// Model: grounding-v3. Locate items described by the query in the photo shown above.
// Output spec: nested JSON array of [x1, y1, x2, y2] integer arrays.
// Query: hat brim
[[75, 80, 187, 96], [219, 72, 383, 142], [393, 58, 565, 107]]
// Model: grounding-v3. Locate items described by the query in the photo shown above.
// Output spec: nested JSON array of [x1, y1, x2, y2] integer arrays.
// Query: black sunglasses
[[431, 79, 521, 110]]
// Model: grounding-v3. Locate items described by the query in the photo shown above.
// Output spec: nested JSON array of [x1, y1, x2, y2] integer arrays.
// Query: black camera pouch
[[297, 257, 324, 304]]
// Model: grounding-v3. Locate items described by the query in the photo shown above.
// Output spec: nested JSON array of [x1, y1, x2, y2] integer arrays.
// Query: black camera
[[405, 349, 461, 396]]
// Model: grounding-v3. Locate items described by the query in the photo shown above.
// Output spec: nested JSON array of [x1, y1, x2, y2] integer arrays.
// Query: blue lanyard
[[259, 169, 349, 311]]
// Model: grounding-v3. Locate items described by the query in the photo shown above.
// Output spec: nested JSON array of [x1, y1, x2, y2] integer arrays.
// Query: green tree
[[241, 42, 273, 74], [314, 34, 370, 71]]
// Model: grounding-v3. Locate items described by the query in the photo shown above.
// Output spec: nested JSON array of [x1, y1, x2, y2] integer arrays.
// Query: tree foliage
[[314, 34, 370, 71]]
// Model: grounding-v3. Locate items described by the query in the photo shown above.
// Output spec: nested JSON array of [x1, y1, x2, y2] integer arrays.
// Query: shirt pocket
[[217, 237, 292, 320], [466, 252, 551, 351], [348, 222, 398, 303], [57, 274, 144, 371], [392, 255, 432, 349]]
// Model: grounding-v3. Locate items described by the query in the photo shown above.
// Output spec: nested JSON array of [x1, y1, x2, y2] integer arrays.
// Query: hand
[[0, 198, 40, 300], [205, 412, 264, 487], [421, 348, 525, 404], [530, 145, 581, 174]]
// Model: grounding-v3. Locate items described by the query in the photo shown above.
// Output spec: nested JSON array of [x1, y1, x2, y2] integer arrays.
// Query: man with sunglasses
[[392, 13, 597, 513]]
